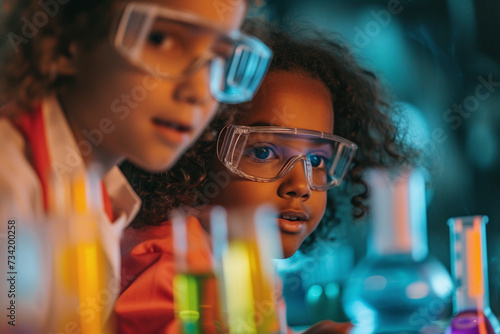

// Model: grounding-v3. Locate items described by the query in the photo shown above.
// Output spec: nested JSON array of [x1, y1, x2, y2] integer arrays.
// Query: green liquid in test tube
[[174, 272, 221, 334]]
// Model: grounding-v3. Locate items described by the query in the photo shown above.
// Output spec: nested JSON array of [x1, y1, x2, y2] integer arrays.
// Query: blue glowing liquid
[[343, 254, 453, 334]]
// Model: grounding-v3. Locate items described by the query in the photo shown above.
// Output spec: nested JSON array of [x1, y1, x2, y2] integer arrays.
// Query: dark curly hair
[[120, 20, 418, 252], [0, 0, 253, 110], [0, 0, 115, 108]]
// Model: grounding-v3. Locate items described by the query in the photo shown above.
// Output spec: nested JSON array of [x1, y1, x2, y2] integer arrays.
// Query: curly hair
[[120, 20, 418, 252], [0, 0, 254, 110], [0, 0, 115, 108]]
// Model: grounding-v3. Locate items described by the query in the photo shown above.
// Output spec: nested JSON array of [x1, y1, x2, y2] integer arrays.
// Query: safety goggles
[[113, 2, 272, 104], [217, 125, 358, 191]]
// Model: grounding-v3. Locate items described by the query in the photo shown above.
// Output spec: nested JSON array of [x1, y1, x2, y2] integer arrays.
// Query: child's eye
[[148, 31, 167, 45], [148, 31, 178, 51], [308, 154, 327, 168], [245, 146, 278, 162]]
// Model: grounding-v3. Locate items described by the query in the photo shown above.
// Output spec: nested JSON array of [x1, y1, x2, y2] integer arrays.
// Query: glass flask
[[342, 168, 453, 334], [445, 216, 500, 334], [303, 241, 353, 323]]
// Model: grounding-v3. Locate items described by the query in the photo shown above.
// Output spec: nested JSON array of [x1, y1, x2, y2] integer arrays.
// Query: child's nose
[[277, 161, 311, 201], [173, 63, 212, 105]]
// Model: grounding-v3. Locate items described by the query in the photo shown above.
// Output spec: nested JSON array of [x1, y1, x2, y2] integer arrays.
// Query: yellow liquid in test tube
[[223, 240, 280, 334], [52, 171, 110, 334]]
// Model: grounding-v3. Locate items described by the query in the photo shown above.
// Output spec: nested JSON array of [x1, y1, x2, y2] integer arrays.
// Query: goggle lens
[[114, 3, 272, 104], [218, 126, 358, 190]]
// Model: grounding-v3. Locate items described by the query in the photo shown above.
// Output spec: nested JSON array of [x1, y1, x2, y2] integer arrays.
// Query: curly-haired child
[[116, 21, 416, 333]]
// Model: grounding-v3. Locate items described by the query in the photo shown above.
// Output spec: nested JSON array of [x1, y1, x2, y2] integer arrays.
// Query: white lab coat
[[0, 96, 140, 333]]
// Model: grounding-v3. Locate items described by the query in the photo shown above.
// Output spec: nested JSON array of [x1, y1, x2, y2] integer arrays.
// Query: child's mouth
[[152, 118, 193, 145], [279, 215, 303, 221], [152, 118, 192, 132], [277, 211, 308, 234]]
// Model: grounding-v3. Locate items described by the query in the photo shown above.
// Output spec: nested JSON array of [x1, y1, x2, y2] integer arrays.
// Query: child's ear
[[39, 37, 78, 80], [52, 41, 78, 78]]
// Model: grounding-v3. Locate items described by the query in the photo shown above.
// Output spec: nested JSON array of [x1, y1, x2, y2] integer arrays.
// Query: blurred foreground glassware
[[446, 216, 500, 334], [0, 217, 51, 334], [47, 168, 113, 334], [210, 205, 286, 334], [172, 212, 223, 334], [342, 168, 453, 334], [1, 167, 113, 333]]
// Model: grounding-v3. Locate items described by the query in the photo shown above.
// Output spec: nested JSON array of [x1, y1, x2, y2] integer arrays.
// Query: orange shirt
[[116, 217, 212, 334], [116, 216, 292, 334]]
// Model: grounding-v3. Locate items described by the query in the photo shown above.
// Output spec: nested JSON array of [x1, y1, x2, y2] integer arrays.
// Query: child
[[0, 0, 271, 330], [116, 22, 415, 333]]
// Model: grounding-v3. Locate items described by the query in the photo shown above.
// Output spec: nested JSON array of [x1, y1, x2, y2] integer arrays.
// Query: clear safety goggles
[[217, 125, 358, 191], [113, 2, 272, 104]]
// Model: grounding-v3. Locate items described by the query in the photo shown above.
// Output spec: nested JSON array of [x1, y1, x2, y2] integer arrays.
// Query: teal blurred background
[[260, 0, 500, 327]]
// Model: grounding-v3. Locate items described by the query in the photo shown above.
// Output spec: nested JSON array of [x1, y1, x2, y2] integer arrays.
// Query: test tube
[[447, 216, 499, 334]]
